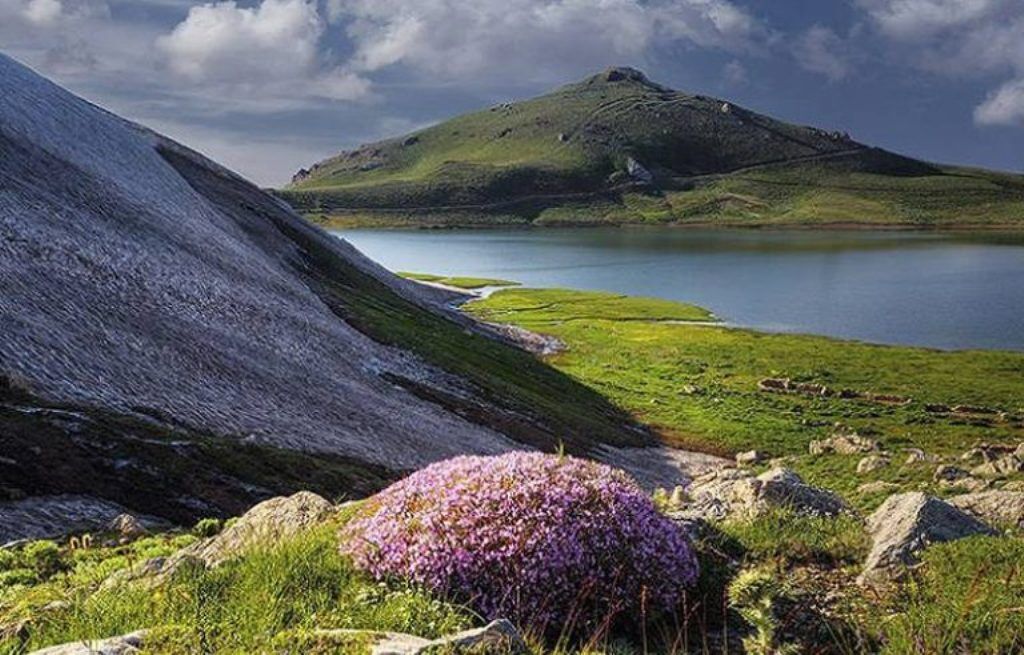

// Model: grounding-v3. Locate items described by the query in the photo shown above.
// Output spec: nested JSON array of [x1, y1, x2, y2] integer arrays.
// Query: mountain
[[280, 67, 1024, 228], [0, 55, 708, 538]]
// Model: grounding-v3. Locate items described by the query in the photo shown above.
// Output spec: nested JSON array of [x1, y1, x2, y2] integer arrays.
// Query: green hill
[[279, 67, 1024, 228]]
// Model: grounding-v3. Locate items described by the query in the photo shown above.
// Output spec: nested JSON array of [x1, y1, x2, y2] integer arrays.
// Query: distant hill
[[280, 67, 1024, 228], [0, 55, 697, 536]]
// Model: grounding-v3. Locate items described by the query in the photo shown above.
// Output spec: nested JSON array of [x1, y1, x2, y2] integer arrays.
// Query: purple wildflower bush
[[340, 452, 699, 631]]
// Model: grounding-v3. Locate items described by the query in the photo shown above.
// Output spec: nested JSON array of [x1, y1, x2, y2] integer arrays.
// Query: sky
[[2, 0, 1023, 187]]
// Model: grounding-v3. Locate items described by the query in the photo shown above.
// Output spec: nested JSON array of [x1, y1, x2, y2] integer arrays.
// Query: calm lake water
[[335, 228, 1024, 352]]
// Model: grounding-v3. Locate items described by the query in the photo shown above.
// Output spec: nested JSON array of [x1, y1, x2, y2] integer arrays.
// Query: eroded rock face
[[949, 491, 1024, 529], [0, 496, 164, 544], [676, 467, 847, 522], [29, 630, 146, 655], [859, 492, 994, 585]]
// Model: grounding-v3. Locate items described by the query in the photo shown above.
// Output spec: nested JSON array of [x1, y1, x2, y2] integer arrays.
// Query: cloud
[[22, 0, 63, 25], [327, 0, 766, 82], [722, 59, 748, 86], [855, 0, 1024, 127], [793, 25, 851, 81], [975, 78, 1024, 126], [157, 0, 370, 102]]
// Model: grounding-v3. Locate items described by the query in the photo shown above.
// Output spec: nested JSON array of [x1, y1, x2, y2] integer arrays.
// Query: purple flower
[[340, 453, 699, 631]]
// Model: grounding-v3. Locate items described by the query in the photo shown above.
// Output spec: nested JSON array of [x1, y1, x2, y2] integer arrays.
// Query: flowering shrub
[[340, 452, 698, 631]]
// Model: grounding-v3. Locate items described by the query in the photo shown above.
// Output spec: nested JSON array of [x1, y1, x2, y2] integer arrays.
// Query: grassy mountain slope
[[280, 67, 1024, 228]]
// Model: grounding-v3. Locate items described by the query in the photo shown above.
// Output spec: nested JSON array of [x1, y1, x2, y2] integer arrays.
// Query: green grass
[[397, 272, 520, 289], [0, 524, 471, 655], [465, 288, 1024, 507], [877, 536, 1024, 654]]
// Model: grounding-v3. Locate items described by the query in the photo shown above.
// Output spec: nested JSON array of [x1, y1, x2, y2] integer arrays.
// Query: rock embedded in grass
[[857, 454, 891, 475], [949, 491, 1024, 529], [859, 492, 995, 586], [676, 467, 847, 522]]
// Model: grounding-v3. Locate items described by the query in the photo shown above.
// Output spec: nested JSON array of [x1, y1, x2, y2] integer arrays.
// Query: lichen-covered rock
[[971, 454, 1024, 478], [107, 514, 147, 540], [859, 492, 994, 585], [28, 630, 147, 654], [857, 455, 891, 475], [678, 467, 847, 521], [949, 491, 1024, 529], [857, 481, 899, 495], [809, 432, 879, 456], [933, 465, 970, 483]]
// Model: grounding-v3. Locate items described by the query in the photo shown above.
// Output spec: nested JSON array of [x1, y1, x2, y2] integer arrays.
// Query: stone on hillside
[[107, 514, 147, 540], [941, 477, 990, 493], [961, 443, 1016, 463], [735, 450, 767, 466], [933, 465, 969, 483], [107, 492, 334, 587], [307, 620, 527, 655], [857, 481, 899, 495], [809, 431, 879, 456], [857, 455, 891, 475], [971, 453, 1024, 478], [949, 491, 1024, 529], [625, 157, 653, 184], [678, 467, 847, 521], [1000, 481, 1024, 492], [859, 492, 994, 585], [903, 448, 937, 465], [29, 630, 147, 654]]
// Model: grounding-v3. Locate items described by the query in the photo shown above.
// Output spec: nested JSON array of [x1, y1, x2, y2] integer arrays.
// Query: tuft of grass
[[878, 535, 1024, 655], [720, 508, 868, 568]]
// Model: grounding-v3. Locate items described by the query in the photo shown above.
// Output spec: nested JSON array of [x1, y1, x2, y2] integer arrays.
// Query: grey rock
[[28, 630, 147, 654], [933, 465, 970, 483], [735, 450, 767, 466], [809, 432, 879, 456], [949, 491, 1024, 529], [677, 467, 847, 521], [309, 620, 527, 655], [857, 481, 899, 495], [859, 492, 995, 585], [107, 514, 147, 539], [0, 496, 164, 543], [625, 156, 653, 184]]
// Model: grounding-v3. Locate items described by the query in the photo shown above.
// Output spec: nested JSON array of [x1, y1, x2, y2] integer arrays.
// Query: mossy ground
[[465, 288, 1024, 509]]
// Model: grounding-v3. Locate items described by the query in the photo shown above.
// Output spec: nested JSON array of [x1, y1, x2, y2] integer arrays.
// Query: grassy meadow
[[466, 287, 1024, 507]]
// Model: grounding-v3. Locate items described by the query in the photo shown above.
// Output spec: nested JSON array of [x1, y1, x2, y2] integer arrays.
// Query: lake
[[335, 228, 1024, 352]]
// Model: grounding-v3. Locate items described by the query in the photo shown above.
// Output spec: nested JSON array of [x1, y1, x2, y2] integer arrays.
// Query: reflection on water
[[334, 227, 1024, 352]]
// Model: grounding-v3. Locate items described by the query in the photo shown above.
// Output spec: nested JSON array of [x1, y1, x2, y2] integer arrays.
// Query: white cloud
[[975, 78, 1024, 126], [157, 0, 370, 102], [793, 25, 851, 81], [856, 0, 1004, 39], [327, 0, 765, 82], [856, 0, 1024, 128], [723, 59, 748, 86], [22, 0, 63, 25]]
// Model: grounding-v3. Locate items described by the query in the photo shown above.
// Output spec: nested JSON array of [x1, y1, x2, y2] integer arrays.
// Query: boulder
[[29, 630, 146, 654], [677, 467, 847, 522], [1000, 480, 1024, 492], [107, 492, 334, 587], [859, 492, 995, 585], [941, 477, 990, 493], [307, 620, 527, 655], [809, 432, 879, 456], [961, 443, 1016, 463], [735, 450, 767, 466], [624, 157, 653, 184], [857, 455, 891, 475], [949, 491, 1024, 529], [107, 514, 147, 540]]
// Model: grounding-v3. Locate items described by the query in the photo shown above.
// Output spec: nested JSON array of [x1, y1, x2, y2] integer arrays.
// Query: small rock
[[999, 480, 1024, 492], [949, 491, 1024, 529], [933, 465, 970, 483], [28, 630, 147, 654], [971, 454, 1024, 478], [735, 450, 767, 466], [624, 156, 653, 184], [903, 448, 937, 465], [107, 514, 147, 540], [809, 432, 879, 456], [859, 492, 994, 586], [311, 620, 527, 655], [941, 477, 990, 493], [857, 481, 899, 495], [857, 455, 891, 475]]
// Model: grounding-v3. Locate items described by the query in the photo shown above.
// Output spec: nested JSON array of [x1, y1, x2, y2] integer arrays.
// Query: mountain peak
[[586, 66, 664, 90]]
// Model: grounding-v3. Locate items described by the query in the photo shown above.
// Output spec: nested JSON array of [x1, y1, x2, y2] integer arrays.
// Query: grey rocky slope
[[0, 54, 716, 535]]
